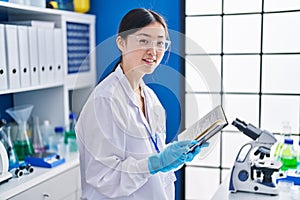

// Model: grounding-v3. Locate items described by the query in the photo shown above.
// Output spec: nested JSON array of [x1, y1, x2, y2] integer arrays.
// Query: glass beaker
[[6, 105, 34, 161], [32, 115, 46, 153]]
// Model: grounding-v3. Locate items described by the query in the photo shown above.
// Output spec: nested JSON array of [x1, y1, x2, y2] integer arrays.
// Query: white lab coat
[[75, 66, 176, 200]]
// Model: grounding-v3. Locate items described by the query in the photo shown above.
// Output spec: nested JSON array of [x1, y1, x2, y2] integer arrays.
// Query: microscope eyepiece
[[232, 118, 261, 140]]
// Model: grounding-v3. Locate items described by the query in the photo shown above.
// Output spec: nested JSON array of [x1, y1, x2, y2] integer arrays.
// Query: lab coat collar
[[114, 65, 153, 134]]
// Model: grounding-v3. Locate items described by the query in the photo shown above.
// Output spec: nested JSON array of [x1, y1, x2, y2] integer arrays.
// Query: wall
[[88, 0, 185, 199], [185, 0, 300, 199]]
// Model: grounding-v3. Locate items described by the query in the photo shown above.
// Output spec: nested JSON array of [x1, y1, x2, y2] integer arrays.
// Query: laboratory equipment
[[279, 138, 297, 170], [0, 120, 19, 170], [9, 167, 23, 178], [6, 105, 34, 161], [18, 162, 34, 174], [56, 0, 74, 11], [31, 116, 46, 153], [48, 126, 64, 152], [40, 120, 54, 150], [25, 152, 65, 168], [229, 118, 282, 195], [0, 140, 12, 183], [277, 170, 300, 186]]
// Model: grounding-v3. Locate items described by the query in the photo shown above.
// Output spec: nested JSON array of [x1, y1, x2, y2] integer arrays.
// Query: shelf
[[0, 1, 92, 18], [0, 82, 64, 95]]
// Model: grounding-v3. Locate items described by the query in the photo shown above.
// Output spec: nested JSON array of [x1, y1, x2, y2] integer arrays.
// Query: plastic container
[[73, 0, 89, 13], [48, 126, 65, 152], [40, 120, 54, 150], [280, 138, 297, 171], [69, 112, 77, 131], [56, 0, 74, 11]]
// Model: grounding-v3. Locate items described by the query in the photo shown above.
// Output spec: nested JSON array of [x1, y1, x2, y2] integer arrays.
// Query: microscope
[[229, 118, 282, 195]]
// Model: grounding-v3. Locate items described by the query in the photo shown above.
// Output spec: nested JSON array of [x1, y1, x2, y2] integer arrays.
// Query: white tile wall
[[263, 12, 300, 53], [223, 55, 260, 93], [264, 0, 300, 12], [186, 16, 222, 54], [223, 0, 262, 14], [262, 55, 300, 94], [185, 55, 221, 92], [261, 95, 300, 133], [223, 94, 260, 130], [223, 14, 261, 53], [186, 0, 222, 15], [185, 1, 300, 199]]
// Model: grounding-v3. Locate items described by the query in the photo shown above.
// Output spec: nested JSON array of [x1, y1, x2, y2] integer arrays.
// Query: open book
[[178, 105, 228, 152]]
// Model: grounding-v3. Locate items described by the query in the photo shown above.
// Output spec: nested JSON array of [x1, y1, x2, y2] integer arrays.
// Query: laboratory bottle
[[280, 138, 297, 171], [48, 126, 65, 152], [55, 0, 74, 11], [297, 140, 300, 169], [40, 120, 54, 150], [274, 122, 292, 160], [69, 112, 77, 131], [31, 116, 46, 153]]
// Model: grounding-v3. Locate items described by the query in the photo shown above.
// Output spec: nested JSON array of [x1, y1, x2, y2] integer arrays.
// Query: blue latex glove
[[148, 140, 194, 174], [185, 142, 210, 162]]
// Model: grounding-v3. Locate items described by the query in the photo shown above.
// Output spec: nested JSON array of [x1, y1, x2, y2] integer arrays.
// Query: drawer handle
[[43, 193, 50, 199]]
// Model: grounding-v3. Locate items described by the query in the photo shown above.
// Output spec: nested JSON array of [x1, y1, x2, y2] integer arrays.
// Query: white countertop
[[0, 152, 79, 199], [212, 176, 299, 200]]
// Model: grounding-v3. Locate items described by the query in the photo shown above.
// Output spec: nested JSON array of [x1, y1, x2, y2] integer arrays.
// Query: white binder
[[45, 28, 55, 84], [28, 26, 39, 86], [5, 24, 21, 89], [54, 28, 64, 82], [0, 24, 8, 90], [17, 25, 31, 88], [37, 28, 47, 85]]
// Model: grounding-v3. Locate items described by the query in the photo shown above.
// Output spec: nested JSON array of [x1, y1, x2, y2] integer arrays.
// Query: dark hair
[[118, 8, 169, 39], [112, 8, 169, 71]]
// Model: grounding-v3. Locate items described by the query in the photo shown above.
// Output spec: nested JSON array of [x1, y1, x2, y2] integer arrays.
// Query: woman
[[76, 8, 208, 199]]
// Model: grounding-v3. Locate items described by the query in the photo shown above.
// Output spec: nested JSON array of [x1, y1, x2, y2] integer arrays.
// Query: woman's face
[[118, 22, 169, 75]]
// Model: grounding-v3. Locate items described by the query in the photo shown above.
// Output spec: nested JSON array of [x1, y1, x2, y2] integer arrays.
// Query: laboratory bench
[[212, 176, 299, 200], [0, 152, 81, 200]]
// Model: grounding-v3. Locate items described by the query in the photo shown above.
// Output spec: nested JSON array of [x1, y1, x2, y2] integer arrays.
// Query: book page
[[178, 105, 228, 142]]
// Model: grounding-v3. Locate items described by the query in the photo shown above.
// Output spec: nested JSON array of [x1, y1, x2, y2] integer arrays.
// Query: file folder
[[45, 28, 55, 84], [37, 28, 47, 85], [17, 25, 31, 88], [5, 24, 21, 89], [28, 26, 39, 86], [54, 28, 64, 82], [0, 24, 8, 90]]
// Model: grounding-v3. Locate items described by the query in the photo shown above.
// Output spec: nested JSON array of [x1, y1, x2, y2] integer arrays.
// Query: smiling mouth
[[142, 58, 156, 64]]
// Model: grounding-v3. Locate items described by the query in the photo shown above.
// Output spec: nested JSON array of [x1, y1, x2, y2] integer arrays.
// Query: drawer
[[9, 167, 80, 200]]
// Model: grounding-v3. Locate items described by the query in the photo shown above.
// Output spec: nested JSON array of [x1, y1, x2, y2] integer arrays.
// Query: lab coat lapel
[[115, 66, 153, 136]]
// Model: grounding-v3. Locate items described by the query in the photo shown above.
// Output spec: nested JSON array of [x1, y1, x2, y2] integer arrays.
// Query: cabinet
[[0, 2, 95, 199], [0, 153, 81, 200], [0, 1, 96, 128]]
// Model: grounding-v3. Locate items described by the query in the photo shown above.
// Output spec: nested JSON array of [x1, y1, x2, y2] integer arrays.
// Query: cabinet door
[[185, 167, 220, 200], [9, 166, 80, 200]]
